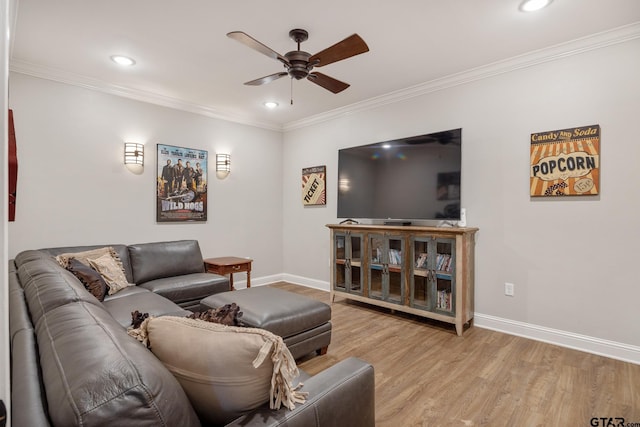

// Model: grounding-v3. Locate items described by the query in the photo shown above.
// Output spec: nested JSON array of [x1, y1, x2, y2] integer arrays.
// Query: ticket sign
[[530, 125, 600, 197], [302, 166, 326, 206]]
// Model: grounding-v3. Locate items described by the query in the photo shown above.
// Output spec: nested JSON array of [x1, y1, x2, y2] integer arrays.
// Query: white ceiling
[[9, 1, 640, 130]]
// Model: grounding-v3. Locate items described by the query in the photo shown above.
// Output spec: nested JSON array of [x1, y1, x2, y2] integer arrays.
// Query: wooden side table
[[204, 256, 253, 291]]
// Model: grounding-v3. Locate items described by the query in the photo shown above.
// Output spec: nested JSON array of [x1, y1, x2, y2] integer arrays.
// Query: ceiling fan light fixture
[[263, 101, 279, 109], [519, 0, 553, 12], [110, 55, 136, 66]]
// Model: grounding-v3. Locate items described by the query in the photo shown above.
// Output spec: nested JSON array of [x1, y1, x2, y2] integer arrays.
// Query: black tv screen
[[337, 128, 462, 221]]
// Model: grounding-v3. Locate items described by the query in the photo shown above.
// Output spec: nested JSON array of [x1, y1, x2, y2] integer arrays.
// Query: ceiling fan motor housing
[[285, 50, 313, 79]]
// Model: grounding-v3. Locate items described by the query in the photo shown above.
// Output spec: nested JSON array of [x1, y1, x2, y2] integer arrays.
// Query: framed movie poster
[[156, 144, 208, 222], [530, 124, 600, 197], [302, 165, 326, 206]]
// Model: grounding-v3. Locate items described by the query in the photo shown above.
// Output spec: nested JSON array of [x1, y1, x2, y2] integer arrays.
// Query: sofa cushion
[[17, 257, 103, 327], [9, 267, 32, 343], [137, 272, 229, 305], [128, 240, 205, 284], [102, 285, 150, 301], [88, 252, 133, 295], [102, 289, 190, 327], [13, 249, 51, 266], [11, 329, 50, 427], [66, 257, 108, 301], [35, 302, 201, 427], [202, 287, 332, 338], [145, 316, 306, 426]]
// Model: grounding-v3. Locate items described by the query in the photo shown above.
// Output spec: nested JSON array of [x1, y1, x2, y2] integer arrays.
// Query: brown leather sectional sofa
[[8, 240, 375, 426]]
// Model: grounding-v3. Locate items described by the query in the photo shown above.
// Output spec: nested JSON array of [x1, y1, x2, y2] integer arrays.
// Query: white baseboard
[[474, 313, 640, 365], [233, 274, 330, 291], [279, 274, 330, 291], [229, 273, 284, 289], [248, 274, 640, 365]]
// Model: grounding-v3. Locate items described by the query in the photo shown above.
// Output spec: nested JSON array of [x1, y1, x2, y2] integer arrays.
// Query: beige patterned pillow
[[55, 247, 124, 271], [88, 253, 132, 295]]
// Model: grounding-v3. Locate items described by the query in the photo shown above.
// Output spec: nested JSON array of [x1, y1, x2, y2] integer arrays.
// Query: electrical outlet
[[505, 282, 515, 296]]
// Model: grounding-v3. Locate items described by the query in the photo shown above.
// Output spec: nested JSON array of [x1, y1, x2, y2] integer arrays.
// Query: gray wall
[[282, 37, 640, 355], [7, 74, 284, 283]]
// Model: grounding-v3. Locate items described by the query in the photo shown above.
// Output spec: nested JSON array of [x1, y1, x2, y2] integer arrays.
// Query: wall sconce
[[124, 142, 144, 175], [216, 153, 231, 179]]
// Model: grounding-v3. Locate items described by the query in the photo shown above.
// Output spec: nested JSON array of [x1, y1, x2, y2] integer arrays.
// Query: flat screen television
[[337, 128, 462, 222]]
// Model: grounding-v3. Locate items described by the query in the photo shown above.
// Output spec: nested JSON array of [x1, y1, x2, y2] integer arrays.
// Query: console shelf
[[328, 224, 478, 336]]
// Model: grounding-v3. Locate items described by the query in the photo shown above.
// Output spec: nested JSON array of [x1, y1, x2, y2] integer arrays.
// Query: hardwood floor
[[269, 282, 640, 427]]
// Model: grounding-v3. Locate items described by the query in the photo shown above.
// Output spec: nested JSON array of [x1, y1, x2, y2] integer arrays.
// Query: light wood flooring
[[269, 282, 640, 427]]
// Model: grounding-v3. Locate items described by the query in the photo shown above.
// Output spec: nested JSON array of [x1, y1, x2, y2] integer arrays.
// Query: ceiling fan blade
[[307, 72, 350, 94], [309, 34, 369, 67], [227, 31, 289, 64], [244, 72, 289, 86]]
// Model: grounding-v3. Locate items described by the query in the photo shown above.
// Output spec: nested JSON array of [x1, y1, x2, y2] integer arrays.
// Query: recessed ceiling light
[[263, 101, 279, 109], [110, 55, 136, 66], [519, 0, 553, 12]]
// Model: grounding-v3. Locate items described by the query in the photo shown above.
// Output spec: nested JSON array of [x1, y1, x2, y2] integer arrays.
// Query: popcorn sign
[[530, 125, 600, 197]]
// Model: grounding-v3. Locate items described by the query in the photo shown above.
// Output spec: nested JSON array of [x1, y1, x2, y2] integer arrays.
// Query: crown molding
[[10, 22, 640, 133], [282, 22, 640, 131], [8, 60, 283, 132]]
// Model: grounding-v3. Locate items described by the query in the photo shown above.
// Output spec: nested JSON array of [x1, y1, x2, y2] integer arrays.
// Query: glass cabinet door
[[348, 233, 363, 294], [334, 232, 348, 292], [368, 233, 403, 304], [411, 236, 431, 310], [333, 231, 363, 294], [433, 238, 455, 315], [368, 234, 384, 300], [410, 237, 456, 315], [386, 235, 403, 304]]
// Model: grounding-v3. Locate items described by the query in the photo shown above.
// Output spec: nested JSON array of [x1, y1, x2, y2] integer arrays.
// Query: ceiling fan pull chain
[[291, 78, 294, 105]]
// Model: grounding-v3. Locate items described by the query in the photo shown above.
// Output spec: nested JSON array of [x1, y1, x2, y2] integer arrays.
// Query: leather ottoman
[[200, 287, 331, 359]]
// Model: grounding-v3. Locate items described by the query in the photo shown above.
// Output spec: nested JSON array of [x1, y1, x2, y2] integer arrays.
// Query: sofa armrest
[[225, 357, 375, 427]]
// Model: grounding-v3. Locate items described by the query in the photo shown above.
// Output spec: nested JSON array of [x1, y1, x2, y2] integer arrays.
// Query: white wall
[[282, 38, 640, 353], [8, 73, 284, 281]]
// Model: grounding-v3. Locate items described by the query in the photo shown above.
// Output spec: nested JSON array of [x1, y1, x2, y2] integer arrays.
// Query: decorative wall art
[[156, 144, 208, 222], [8, 109, 17, 221], [302, 165, 326, 206], [530, 124, 600, 197]]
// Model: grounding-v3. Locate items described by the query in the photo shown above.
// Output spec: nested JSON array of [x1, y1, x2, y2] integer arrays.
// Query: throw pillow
[[55, 246, 120, 269], [88, 253, 132, 295], [144, 316, 306, 426], [56, 246, 113, 268], [66, 257, 109, 301]]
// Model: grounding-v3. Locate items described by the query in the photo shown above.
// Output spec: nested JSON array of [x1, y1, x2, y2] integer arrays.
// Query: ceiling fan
[[227, 29, 369, 95]]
